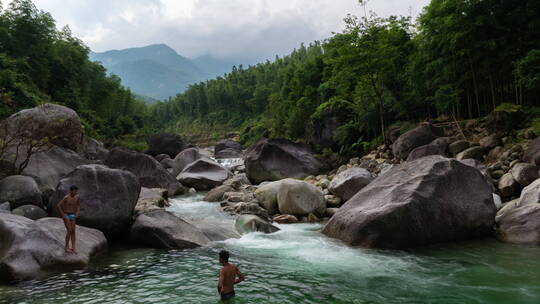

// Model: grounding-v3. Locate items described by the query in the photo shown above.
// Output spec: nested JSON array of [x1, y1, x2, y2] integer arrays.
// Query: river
[[1, 194, 539, 304]]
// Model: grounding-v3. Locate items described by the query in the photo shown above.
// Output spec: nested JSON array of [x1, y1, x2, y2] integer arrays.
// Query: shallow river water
[[1, 194, 540, 304]]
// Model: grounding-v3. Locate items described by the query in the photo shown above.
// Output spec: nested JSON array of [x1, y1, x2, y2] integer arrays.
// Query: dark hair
[[70, 185, 78, 191], [219, 250, 229, 262]]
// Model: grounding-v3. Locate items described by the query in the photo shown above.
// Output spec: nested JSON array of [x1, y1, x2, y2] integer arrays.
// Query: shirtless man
[[57, 185, 81, 253], [217, 250, 244, 303]]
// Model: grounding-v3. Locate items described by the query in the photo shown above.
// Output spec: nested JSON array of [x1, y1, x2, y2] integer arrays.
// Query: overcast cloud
[[6, 0, 430, 62]]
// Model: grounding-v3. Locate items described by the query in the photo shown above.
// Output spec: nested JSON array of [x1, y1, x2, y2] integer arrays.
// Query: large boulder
[[105, 148, 186, 196], [323, 156, 496, 249], [448, 140, 470, 155], [12, 205, 47, 220], [80, 136, 109, 160], [170, 148, 208, 176], [235, 215, 279, 235], [130, 210, 210, 249], [523, 138, 540, 165], [479, 134, 502, 149], [215, 139, 242, 159], [0, 175, 43, 209], [146, 133, 186, 158], [204, 185, 234, 202], [496, 205, 540, 245], [254, 181, 282, 215], [49, 165, 141, 238], [245, 138, 323, 184], [1, 104, 83, 151], [134, 188, 168, 216], [406, 143, 447, 162], [0, 214, 107, 281], [328, 168, 373, 202], [511, 163, 538, 186], [392, 123, 442, 160], [498, 173, 519, 198], [456, 146, 486, 161], [19, 146, 89, 198], [177, 159, 232, 191], [276, 179, 326, 217]]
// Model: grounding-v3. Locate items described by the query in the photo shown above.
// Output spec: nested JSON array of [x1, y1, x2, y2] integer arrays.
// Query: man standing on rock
[[218, 250, 244, 302], [57, 185, 80, 253]]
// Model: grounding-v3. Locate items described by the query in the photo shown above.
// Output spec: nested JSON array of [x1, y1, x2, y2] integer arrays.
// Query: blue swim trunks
[[65, 213, 76, 221]]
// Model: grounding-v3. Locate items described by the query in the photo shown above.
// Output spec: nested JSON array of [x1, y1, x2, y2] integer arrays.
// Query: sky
[[6, 0, 431, 62]]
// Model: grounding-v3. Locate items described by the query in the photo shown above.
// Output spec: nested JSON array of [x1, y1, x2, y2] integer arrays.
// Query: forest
[[1, 0, 539, 155], [151, 0, 540, 155], [0, 0, 149, 141]]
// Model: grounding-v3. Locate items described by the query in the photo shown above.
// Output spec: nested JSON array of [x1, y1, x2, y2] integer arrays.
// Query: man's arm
[[57, 197, 66, 217], [218, 269, 225, 293], [234, 266, 244, 284]]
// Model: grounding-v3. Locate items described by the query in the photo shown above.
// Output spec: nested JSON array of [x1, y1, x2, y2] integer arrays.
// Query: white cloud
[[5, 0, 431, 61]]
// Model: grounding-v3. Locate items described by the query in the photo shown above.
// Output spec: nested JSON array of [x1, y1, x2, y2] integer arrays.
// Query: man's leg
[[70, 220, 77, 253], [62, 217, 70, 252]]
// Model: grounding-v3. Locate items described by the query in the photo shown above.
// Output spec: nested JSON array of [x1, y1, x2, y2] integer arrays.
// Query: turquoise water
[[1, 195, 539, 304]]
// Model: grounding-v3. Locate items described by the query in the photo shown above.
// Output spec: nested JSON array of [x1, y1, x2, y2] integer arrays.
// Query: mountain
[[90, 44, 236, 101]]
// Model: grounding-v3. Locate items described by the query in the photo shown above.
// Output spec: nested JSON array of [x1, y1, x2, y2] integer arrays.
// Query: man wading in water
[[218, 250, 244, 302], [57, 185, 81, 253]]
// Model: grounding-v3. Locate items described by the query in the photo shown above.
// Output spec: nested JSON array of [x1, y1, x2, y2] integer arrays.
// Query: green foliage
[[0, 0, 149, 142], [494, 103, 523, 113]]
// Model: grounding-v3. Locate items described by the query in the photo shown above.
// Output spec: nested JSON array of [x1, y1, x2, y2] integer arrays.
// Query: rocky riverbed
[[1, 103, 540, 293]]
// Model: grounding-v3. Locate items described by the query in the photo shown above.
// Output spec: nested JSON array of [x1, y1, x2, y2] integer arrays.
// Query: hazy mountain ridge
[[90, 44, 236, 100]]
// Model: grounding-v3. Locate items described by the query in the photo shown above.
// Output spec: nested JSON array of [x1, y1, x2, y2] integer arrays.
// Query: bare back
[[219, 264, 242, 294]]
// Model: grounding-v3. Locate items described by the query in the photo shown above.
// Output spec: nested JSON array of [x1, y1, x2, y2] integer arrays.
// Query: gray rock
[[135, 188, 168, 216], [479, 134, 502, 149], [0, 160, 16, 180], [459, 159, 495, 189], [223, 173, 251, 190], [324, 195, 342, 207], [448, 140, 470, 155], [177, 159, 232, 191], [276, 179, 326, 217], [49, 165, 141, 238], [130, 210, 210, 249], [493, 194, 502, 210], [19, 146, 89, 198], [511, 163, 539, 186], [80, 136, 109, 160], [496, 204, 540, 245], [146, 133, 186, 158], [254, 181, 282, 215], [456, 146, 486, 161], [0, 202, 10, 214], [0, 214, 107, 281], [1, 103, 83, 151], [406, 143, 447, 161], [245, 138, 323, 184], [155, 154, 171, 162], [105, 148, 186, 196], [12, 205, 47, 220], [215, 139, 243, 159], [235, 215, 279, 235], [498, 173, 519, 198], [0, 175, 42, 209], [523, 138, 540, 166], [325, 208, 339, 217], [519, 178, 540, 206], [170, 147, 207, 176], [204, 185, 235, 202], [273, 214, 298, 224], [328, 168, 373, 202], [223, 202, 270, 221], [323, 156, 496, 249], [392, 124, 442, 160]]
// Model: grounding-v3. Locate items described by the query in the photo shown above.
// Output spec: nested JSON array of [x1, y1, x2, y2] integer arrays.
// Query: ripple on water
[[1, 195, 540, 304]]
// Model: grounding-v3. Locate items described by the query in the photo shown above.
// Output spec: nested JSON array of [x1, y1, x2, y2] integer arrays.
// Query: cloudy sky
[[7, 0, 430, 62]]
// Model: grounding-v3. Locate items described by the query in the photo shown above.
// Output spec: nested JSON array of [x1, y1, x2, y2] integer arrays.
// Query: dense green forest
[[151, 0, 540, 154], [1, 0, 539, 154], [0, 0, 149, 139]]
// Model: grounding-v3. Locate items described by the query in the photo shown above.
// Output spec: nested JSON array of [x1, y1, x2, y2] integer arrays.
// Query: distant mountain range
[[90, 44, 237, 101]]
